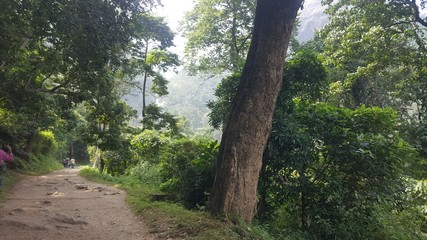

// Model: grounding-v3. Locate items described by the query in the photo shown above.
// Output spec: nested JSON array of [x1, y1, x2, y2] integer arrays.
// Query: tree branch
[[385, 20, 417, 29], [23, 86, 71, 95], [411, 0, 427, 27], [49, 80, 71, 92], [236, 33, 252, 54]]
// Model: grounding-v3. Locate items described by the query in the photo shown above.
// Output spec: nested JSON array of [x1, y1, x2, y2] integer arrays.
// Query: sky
[[154, 0, 195, 56], [156, 0, 194, 29]]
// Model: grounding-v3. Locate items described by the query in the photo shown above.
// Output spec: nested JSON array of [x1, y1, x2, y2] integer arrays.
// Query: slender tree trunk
[[92, 146, 100, 169], [300, 165, 309, 230], [208, 0, 303, 223], [24, 131, 37, 154], [142, 42, 149, 118], [70, 141, 74, 158], [301, 190, 307, 230], [142, 70, 148, 117], [25, 109, 43, 153], [100, 156, 105, 173], [92, 122, 106, 169]]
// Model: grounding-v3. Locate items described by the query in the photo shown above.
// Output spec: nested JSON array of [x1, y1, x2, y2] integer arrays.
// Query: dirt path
[[0, 168, 156, 240]]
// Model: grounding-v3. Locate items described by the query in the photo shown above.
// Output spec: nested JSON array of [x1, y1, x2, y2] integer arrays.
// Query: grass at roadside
[[0, 171, 23, 204], [80, 167, 272, 240], [15, 154, 63, 176]]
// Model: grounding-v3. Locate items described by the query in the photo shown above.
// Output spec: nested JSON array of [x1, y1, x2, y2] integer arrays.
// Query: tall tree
[[182, 0, 255, 74], [125, 14, 179, 117], [208, 0, 303, 222]]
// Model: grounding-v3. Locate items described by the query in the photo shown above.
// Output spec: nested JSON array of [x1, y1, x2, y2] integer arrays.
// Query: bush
[[159, 138, 218, 209], [374, 202, 426, 240], [263, 102, 420, 239], [130, 130, 171, 164], [32, 130, 57, 155], [103, 147, 132, 176], [125, 161, 162, 186]]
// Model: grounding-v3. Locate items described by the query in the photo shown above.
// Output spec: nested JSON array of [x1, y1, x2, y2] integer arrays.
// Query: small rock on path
[[0, 168, 156, 240]]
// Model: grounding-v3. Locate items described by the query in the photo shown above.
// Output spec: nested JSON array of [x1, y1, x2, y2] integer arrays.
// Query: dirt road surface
[[0, 168, 156, 240]]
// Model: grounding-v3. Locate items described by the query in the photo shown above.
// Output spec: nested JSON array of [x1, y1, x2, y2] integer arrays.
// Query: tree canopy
[[182, 0, 255, 74]]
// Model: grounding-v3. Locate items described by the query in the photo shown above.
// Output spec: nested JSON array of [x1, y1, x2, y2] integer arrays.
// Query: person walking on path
[[0, 144, 14, 164], [70, 158, 75, 168], [0, 144, 14, 186], [63, 158, 71, 168]]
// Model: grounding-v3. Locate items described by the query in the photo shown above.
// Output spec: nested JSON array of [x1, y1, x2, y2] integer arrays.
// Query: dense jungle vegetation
[[0, 0, 426, 239]]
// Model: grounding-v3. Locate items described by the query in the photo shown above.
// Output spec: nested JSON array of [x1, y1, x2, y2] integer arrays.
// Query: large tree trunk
[[208, 0, 303, 223]]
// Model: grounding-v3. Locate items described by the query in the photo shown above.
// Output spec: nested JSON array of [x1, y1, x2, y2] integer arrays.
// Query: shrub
[[374, 202, 426, 240], [125, 161, 162, 186], [130, 130, 171, 164], [263, 102, 420, 239], [103, 147, 132, 176], [159, 138, 218, 209], [31, 130, 58, 155]]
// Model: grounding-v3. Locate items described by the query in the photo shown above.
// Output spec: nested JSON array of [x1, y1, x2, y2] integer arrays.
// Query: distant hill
[[297, 0, 328, 42], [159, 71, 223, 132]]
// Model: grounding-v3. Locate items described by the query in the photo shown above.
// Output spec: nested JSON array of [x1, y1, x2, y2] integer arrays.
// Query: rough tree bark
[[208, 0, 303, 223]]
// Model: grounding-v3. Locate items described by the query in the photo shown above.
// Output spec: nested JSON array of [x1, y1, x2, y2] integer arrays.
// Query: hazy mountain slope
[[297, 0, 328, 42], [159, 71, 223, 132]]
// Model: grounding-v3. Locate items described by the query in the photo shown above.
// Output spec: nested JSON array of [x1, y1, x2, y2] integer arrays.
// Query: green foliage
[[7, 129, 62, 174], [205, 38, 425, 238], [264, 102, 421, 239], [125, 13, 179, 118], [15, 153, 62, 176], [102, 145, 132, 176], [79, 167, 127, 185], [0, 0, 171, 164], [0, 171, 23, 204], [182, 0, 255, 74], [159, 138, 218, 209], [141, 104, 181, 136], [207, 73, 240, 129], [31, 131, 57, 155], [125, 161, 162, 186], [145, 50, 180, 88], [0, 106, 22, 144], [284, 48, 328, 101], [132, 13, 175, 51], [78, 99, 136, 153], [374, 202, 426, 240], [2, 1, 426, 238], [265, 202, 310, 240], [130, 129, 171, 163], [322, 0, 426, 72], [320, 0, 427, 142]]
